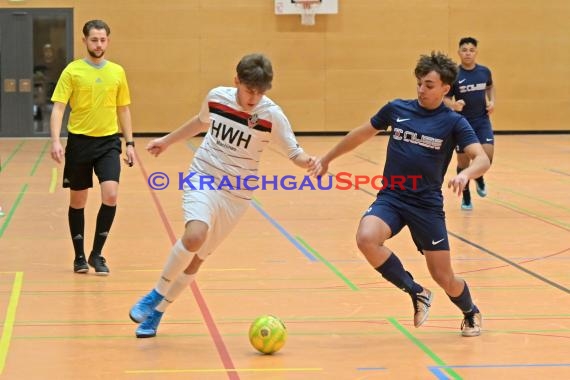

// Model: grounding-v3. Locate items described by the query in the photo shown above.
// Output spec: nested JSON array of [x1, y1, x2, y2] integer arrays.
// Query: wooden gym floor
[[0, 135, 568, 379]]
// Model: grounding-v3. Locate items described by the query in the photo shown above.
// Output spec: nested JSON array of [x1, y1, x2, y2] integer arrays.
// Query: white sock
[[155, 239, 194, 295], [156, 272, 196, 312]]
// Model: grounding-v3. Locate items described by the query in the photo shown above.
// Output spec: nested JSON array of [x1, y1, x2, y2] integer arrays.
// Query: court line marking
[[492, 184, 570, 213], [435, 363, 570, 369], [323, 166, 570, 294], [250, 200, 318, 262], [136, 149, 240, 380], [429, 363, 570, 379], [487, 197, 570, 231], [49, 168, 58, 193], [296, 236, 359, 290], [125, 367, 323, 374], [29, 140, 49, 176], [448, 231, 569, 294], [186, 140, 318, 262], [388, 317, 462, 380], [0, 272, 24, 375], [0, 140, 25, 172], [0, 184, 28, 238]]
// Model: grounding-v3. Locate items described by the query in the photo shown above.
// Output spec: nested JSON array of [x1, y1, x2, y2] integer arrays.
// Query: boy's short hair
[[414, 51, 459, 86], [236, 53, 273, 92], [459, 37, 478, 47]]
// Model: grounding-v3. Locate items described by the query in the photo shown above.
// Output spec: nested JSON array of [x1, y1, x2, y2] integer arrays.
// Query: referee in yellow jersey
[[50, 20, 135, 275]]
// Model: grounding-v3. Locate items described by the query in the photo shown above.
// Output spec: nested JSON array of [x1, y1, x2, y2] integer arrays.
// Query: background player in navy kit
[[129, 53, 319, 338], [311, 52, 490, 336], [444, 37, 496, 210]]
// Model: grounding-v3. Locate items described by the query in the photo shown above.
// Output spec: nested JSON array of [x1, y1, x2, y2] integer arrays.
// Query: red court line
[[135, 150, 240, 380]]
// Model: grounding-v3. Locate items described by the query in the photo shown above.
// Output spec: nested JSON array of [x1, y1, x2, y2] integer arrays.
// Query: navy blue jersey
[[370, 99, 478, 208], [449, 64, 493, 120]]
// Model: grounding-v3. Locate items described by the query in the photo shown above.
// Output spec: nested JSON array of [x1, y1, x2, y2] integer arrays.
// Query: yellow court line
[[0, 272, 24, 374], [125, 268, 256, 273], [49, 167, 58, 194], [125, 367, 322, 374]]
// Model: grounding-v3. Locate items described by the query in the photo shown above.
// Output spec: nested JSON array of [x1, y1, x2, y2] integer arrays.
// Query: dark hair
[[414, 51, 458, 85], [236, 53, 273, 92], [459, 37, 478, 47], [82, 20, 110, 37]]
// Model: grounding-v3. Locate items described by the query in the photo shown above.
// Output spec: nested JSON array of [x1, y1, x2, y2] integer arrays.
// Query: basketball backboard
[[275, 0, 339, 26]]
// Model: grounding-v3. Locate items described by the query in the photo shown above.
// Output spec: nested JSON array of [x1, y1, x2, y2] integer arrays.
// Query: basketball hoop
[[294, 0, 320, 26]]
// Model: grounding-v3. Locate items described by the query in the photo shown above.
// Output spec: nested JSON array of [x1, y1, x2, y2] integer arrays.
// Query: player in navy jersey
[[311, 52, 490, 336], [444, 37, 496, 210], [129, 53, 319, 338]]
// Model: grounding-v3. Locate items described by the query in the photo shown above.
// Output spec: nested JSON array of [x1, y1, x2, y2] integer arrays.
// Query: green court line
[[0, 272, 23, 375], [296, 236, 359, 291], [49, 168, 58, 193], [492, 185, 570, 214], [29, 140, 49, 177], [388, 317, 462, 380], [0, 140, 25, 172], [487, 197, 570, 230], [0, 184, 28, 238]]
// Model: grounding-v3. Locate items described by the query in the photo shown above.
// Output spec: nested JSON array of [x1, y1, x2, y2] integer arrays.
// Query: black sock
[[475, 176, 485, 187], [457, 167, 471, 203], [448, 281, 479, 316], [68, 207, 85, 259], [375, 253, 423, 294], [92, 204, 116, 255]]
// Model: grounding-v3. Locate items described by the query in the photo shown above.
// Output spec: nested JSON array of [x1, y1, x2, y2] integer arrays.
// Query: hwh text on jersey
[[210, 120, 252, 149]]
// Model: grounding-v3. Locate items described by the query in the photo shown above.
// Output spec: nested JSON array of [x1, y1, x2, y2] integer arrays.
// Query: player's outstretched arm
[[314, 122, 378, 176], [147, 115, 209, 157]]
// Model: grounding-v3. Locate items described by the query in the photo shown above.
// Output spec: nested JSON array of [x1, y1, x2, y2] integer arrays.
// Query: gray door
[[0, 9, 73, 137]]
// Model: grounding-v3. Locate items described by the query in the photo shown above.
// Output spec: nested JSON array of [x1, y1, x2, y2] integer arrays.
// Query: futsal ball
[[248, 315, 287, 354]]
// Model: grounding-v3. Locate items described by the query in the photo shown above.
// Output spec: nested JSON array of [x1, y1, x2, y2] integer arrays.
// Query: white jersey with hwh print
[[189, 86, 304, 199]]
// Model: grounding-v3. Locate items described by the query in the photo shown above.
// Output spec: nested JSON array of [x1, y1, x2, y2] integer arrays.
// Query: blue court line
[[429, 367, 450, 380], [250, 200, 317, 262], [429, 363, 570, 379], [185, 140, 317, 262]]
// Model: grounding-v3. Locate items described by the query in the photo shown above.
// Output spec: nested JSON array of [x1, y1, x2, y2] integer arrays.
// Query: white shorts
[[182, 184, 250, 260]]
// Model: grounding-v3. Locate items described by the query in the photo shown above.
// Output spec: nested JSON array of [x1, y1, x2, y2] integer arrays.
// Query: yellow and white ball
[[248, 315, 287, 354]]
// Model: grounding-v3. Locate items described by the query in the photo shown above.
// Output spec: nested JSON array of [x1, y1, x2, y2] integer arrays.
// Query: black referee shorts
[[63, 132, 122, 190]]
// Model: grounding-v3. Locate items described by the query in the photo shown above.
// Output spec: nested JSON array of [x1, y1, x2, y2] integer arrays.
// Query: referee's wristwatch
[[126, 141, 135, 147]]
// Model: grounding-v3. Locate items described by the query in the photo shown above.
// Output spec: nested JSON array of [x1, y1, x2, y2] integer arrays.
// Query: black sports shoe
[[461, 312, 482, 337], [88, 253, 110, 276], [73, 255, 89, 273]]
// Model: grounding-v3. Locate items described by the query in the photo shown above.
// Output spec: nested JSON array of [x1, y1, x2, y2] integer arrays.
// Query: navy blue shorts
[[364, 195, 449, 252], [63, 133, 122, 190], [456, 117, 494, 153]]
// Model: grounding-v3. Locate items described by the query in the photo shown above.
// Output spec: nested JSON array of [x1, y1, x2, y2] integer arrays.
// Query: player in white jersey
[[129, 53, 319, 338]]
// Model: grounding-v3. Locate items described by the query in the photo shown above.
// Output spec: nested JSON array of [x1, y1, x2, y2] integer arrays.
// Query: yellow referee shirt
[[51, 59, 131, 137]]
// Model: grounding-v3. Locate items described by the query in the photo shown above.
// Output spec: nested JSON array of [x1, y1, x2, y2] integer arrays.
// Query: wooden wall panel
[[3, 0, 569, 132]]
